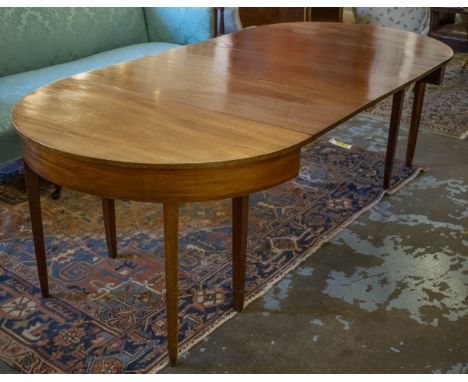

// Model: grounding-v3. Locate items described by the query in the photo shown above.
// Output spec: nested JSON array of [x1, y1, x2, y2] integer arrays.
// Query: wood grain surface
[[12, 21, 453, 367], [13, 22, 452, 171]]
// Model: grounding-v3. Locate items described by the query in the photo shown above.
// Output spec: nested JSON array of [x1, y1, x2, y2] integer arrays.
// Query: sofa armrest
[[144, 7, 214, 45]]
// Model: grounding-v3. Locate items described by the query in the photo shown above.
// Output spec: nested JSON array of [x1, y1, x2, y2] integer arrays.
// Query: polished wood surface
[[307, 8, 342, 22], [21, 140, 301, 203], [13, 23, 453, 172], [13, 22, 452, 366], [239, 8, 342, 28], [239, 7, 306, 27]]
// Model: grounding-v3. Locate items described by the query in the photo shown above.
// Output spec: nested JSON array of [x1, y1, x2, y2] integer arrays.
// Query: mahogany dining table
[[12, 22, 453, 366]]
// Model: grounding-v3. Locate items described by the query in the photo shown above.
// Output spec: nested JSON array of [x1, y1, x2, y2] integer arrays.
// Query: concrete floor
[[1, 115, 467, 373]]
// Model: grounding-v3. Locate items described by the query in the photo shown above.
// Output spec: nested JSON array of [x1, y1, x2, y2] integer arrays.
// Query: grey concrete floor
[[1, 115, 467, 373]]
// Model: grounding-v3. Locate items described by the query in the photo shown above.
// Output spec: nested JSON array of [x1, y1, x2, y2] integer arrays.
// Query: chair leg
[[383, 89, 405, 189]]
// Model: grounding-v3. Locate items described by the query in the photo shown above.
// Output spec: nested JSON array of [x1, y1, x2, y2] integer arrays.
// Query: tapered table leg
[[24, 163, 49, 297], [405, 81, 426, 167], [101, 198, 117, 259], [383, 90, 405, 189], [232, 195, 249, 312], [163, 203, 179, 366]]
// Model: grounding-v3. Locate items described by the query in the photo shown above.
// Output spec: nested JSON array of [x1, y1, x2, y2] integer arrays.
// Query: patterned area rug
[[363, 53, 468, 140], [0, 141, 421, 373]]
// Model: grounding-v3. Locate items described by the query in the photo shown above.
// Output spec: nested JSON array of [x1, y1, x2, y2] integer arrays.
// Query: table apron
[[22, 140, 302, 203]]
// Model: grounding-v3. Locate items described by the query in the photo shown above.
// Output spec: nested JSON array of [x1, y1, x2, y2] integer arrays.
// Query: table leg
[[383, 89, 405, 189], [163, 202, 179, 366], [101, 198, 117, 259], [24, 163, 49, 297], [405, 81, 426, 167], [232, 195, 249, 312]]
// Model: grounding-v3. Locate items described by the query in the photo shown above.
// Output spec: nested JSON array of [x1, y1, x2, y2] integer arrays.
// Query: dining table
[[12, 22, 453, 366]]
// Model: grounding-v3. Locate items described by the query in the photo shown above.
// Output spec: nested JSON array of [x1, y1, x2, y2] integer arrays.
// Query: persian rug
[[362, 52, 468, 140], [0, 141, 421, 373]]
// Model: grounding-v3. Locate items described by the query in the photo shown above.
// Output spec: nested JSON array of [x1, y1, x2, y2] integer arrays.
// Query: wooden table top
[[12, 22, 453, 169]]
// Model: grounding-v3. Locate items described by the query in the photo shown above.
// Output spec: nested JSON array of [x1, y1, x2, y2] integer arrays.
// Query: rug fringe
[[386, 167, 425, 195], [149, 167, 424, 373], [149, 309, 239, 373]]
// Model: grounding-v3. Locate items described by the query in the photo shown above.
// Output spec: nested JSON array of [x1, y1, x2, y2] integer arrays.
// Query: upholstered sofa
[[350, 8, 430, 34], [0, 7, 214, 164]]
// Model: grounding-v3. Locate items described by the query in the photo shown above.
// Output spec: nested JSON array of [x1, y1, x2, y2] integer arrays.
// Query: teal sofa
[[0, 7, 214, 163]]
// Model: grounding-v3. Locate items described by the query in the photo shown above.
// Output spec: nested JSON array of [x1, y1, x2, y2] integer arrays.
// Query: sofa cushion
[[0, 7, 149, 77], [144, 7, 213, 45], [0, 42, 180, 163]]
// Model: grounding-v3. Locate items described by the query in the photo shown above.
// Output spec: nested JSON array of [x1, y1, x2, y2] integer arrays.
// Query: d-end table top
[[12, 22, 453, 169]]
